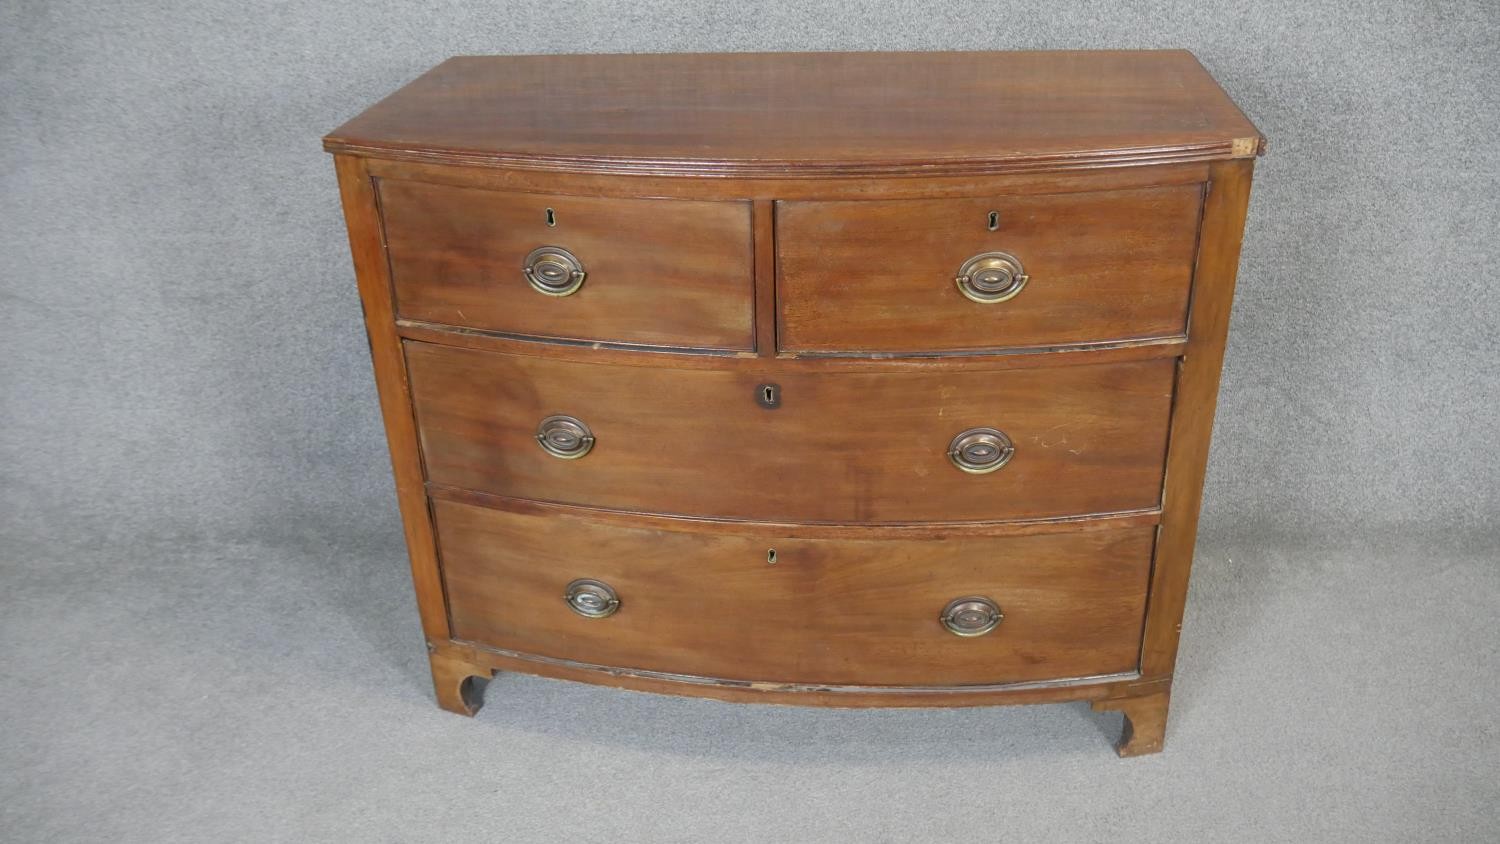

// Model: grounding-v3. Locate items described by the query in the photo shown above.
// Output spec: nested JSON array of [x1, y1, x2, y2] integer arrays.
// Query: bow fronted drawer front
[[379, 180, 755, 351], [776, 186, 1203, 355], [434, 499, 1154, 688], [405, 342, 1175, 524]]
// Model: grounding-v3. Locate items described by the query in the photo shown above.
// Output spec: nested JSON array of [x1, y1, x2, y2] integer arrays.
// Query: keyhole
[[546, 208, 556, 227], [987, 210, 999, 231], [767, 549, 778, 564], [756, 383, 781, 409]]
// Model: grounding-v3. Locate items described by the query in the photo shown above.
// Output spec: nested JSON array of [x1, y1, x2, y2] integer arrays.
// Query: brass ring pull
[[564, 578, 620, 619], [536, 415, 595, 459], [948, 427, 1014, 474], [523, 246, 586, 296], [941, 596, 1003, 637], [955, 251, 1028, 304]]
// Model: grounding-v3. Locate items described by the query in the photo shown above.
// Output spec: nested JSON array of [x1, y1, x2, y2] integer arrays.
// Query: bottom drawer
[[434, 499, 1153, 687]]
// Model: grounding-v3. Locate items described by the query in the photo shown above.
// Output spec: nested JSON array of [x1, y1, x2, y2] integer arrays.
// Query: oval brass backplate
[[947, 427, 1015, 474], [941, 596, 1004, 637], [564, 578, 620, 619], [523, 246, 586, 297], [955, 251, 1028, 304], [536, 415, 595, 459]]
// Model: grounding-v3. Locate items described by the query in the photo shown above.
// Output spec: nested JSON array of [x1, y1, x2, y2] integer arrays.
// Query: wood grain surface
[[380, 179, 754, 349], [1141, 158, 1257, 677], [434, 498, 1154, 686], [332, 155, 452, 642], [405, 342, 1176, 523], [776, 185, 1203, 353], [325, 51, 1263, 176], [325, 53, 1264, 745]]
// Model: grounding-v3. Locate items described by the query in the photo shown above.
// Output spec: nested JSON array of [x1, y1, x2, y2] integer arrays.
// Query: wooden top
[[324, 51, 1263, 177]]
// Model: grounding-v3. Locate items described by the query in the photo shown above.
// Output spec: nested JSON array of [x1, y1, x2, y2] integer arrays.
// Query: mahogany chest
[[325, 50, 1263, 756]]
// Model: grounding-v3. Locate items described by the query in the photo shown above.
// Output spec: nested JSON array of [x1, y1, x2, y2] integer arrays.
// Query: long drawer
[[435, 498, 1153, 686], [406, 342, 1175, 523]]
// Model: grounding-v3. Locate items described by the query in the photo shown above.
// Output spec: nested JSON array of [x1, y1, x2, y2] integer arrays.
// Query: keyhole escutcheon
[[756, 383, 781, 409]]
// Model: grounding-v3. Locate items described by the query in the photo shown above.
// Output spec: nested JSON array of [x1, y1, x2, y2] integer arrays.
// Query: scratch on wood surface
[[1031, 422, 1073, 449]]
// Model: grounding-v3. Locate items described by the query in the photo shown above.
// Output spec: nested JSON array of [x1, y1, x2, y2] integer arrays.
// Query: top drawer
[[776, 185, 1204, 354], [378, 180, 755, 350]]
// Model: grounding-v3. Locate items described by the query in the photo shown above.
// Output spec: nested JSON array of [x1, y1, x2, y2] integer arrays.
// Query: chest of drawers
[[326, 50, 1263, 756]]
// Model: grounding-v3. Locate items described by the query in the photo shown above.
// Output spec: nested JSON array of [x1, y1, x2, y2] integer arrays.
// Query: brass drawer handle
[[941, 596, 1003, 637], [523, 246, 586, 296], [948, 427, 1014, 474], [955, 251, 1028, 303], [536, 415, 594, 459], [564, 578, 620, 619]]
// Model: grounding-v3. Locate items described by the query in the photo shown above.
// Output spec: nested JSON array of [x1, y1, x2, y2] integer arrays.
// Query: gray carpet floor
[[3, 518, 1496, 842]]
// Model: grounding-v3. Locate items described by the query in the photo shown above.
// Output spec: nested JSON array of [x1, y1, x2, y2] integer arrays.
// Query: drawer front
[[406, 342, 1174, 523], [435, 499, 1152, 686], [379, 180, 755, 349], [776, 185, 1203, 353]]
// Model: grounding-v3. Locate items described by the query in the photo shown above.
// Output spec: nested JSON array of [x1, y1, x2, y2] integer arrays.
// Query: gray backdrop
[[3, 2, 1497, 841]]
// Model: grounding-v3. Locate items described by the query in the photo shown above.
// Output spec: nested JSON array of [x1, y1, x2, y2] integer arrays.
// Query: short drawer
[[776, 185, 1203, 354], [379, 180, 755, 350], [406, 342, 1174, 523], [435, 499, 1152, 686]]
